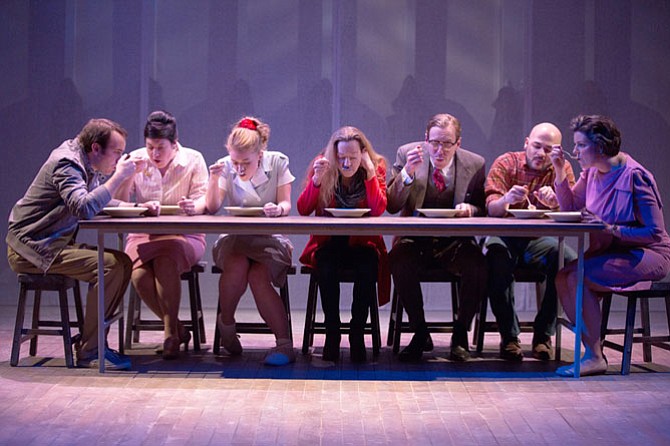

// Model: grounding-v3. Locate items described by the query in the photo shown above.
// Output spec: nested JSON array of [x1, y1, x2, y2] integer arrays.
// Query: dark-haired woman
[[117, 110, 208, 359], [551, 114, 670, 376]]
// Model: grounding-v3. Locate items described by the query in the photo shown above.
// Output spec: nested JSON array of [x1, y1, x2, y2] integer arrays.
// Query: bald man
[[484, 123, 577, 361]]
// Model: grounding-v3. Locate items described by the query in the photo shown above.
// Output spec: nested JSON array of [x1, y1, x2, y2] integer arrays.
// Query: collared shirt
[[216, 150, 295, 208], [401, 156, 454, 186], [485, 151, 575, 210], [128, 143, 208, 204], [6, 138, 113, 271]]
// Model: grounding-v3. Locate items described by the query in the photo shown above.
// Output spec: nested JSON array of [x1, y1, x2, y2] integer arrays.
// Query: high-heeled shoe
[[177, 321, 192, 351], [162, 336, 181, 360]]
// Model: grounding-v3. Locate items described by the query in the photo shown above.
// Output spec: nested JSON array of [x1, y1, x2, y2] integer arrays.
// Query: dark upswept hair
[[77, 118, 127, 153], [144, 110, 178, 143], [425, 113, 462, 141], [570, 114, 621, 157]]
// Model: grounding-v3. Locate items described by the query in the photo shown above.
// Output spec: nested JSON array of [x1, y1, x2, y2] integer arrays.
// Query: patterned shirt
[[485, 151, 575, 210]]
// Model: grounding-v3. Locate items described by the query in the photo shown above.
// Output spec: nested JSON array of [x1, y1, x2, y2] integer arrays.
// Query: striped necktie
[[432, 168, 446, 192]]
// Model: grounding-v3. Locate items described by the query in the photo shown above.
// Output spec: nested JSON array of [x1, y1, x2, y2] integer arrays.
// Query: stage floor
[[1, 305, 669, 445]]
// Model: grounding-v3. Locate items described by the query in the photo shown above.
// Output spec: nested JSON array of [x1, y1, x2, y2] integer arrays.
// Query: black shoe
[[398, 331, 428, 363], [322, 332, 341, 362], [449, 325, 471, 362], [500, 338, 524, 361], [424, 334, 434, 352], [349, 330, 367, 363], [450, 345, 471, 362]]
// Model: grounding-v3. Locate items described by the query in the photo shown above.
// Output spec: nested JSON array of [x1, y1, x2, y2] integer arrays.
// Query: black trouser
[[314, 237, 378, 334], [389, 237, 487, 339], [485, 236, 576, 344]]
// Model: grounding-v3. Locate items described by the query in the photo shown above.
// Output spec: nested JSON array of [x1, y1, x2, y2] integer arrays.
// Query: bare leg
[[556, 262, 607, 376], [248, 262, 289, 340], [219, 253, 251, 325], [131, 265, 164, 320], [152, 256, 181, 339], [556, 266, 575, 323]]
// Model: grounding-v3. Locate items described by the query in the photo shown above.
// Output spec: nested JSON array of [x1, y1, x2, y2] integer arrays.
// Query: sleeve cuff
[[400, 168, 414, 186]]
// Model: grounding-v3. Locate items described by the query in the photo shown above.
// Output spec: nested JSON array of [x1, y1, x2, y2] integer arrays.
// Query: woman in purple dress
[[551, 114, 670, 376]]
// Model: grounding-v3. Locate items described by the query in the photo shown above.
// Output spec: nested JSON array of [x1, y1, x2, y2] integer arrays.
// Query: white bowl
[[159, 205, 182, 215], [546, 211, 583, 222], [103, 206, 148, 218], [508, 209, 548, 219], [417, 208, 460, 218], [224, 206, 265, 217], [324, 208, 371, 218]]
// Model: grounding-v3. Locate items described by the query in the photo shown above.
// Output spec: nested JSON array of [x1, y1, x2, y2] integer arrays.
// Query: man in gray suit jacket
[[387, 113, 488, 362]]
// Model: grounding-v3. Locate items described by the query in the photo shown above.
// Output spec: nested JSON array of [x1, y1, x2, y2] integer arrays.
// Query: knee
[[247, 263, 271, 286], [555, 268, 568, 287], [458, 244, 487, 270], [563, 246, 578, 263], [219, 273, 247, 297], [131, 266, 152, 285], [105, 250, 133, 276], [152, 255, 178, 271], [389, 245, 417, 274], [486, 244, 514, 272]]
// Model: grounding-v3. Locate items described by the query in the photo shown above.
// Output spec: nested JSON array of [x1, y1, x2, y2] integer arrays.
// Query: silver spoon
[[562, 149, 578, 160], [526, 195, 536, 210]]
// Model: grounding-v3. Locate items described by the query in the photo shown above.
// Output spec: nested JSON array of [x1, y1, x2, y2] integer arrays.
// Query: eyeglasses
[[428, 139, 456, 150]]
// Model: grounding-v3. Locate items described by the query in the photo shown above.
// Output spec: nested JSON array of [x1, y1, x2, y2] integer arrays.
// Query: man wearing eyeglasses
[[387, 113, 487, 362], [485, 122, 577, 361]]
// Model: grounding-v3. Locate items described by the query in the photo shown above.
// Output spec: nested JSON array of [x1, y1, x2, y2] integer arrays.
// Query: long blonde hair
[[226, 116, 270, 154], [308, 126, 385, 209]]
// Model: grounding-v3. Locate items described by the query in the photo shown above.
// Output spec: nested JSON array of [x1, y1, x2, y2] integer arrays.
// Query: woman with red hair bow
[[206, 116, 296, 366]]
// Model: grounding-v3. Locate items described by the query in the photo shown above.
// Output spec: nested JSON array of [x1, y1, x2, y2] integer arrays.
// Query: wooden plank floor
[[1, 305, 669, 445]]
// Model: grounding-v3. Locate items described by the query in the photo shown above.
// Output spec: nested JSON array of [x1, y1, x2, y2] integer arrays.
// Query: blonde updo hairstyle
[[313, 125, 384, 209], [226, 116, 270, 155]]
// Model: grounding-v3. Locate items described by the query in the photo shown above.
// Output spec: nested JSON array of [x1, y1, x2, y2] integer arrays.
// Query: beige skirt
[[212, 234, 293, 287]]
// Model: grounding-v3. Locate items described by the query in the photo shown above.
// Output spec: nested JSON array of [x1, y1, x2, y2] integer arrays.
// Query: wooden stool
[[600, 278, 670, 375], [387, 268, 460, 354], [125, 261, 207, 351], [212, 265, 295, 355], [11, 273, 84, 368], [473, 268, 546, 353], [301, 265, 381, 356]]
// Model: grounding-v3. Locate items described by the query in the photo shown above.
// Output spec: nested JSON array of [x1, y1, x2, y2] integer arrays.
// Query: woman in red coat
[[297, 126, 390, 363]]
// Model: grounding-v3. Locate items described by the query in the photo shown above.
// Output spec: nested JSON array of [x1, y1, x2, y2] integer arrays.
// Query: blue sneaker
[[263, 341, 296, 366], [77, 348, 131, 370]]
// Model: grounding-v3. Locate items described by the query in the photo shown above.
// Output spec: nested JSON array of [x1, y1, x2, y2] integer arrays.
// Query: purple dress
[[555, 153, 670, 290]]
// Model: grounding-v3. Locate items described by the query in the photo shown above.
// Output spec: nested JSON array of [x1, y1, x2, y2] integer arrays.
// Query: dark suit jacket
[[386, 141, 486, 216]]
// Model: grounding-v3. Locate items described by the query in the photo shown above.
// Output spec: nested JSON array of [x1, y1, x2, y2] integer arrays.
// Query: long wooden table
[[80, 215, 604, 375]]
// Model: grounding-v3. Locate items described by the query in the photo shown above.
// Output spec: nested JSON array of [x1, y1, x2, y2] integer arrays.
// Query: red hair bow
[[239, 118, 257, 130]]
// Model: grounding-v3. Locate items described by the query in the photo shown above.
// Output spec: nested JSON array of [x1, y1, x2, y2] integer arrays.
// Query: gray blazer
[[6, 139, 113, 271], [386, 141, 486, 216]]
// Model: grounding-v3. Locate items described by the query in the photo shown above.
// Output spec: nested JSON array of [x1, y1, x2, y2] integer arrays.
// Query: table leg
[[97, 231, 106, 373], [573, 234, 585, 378]]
